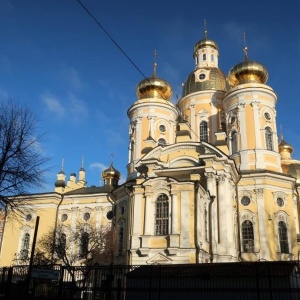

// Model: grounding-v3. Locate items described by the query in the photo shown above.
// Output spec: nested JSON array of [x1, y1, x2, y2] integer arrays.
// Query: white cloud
[[61, 67, 83, 90], [41, 94, 65, 117], [106, 129, 126, 146], [95, 110, 112, 124], [90, 162, 108, 172], [68, 93, 89, 119]]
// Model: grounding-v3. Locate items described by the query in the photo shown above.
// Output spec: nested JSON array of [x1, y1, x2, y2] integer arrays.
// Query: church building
[[0, 29, 300, 267]]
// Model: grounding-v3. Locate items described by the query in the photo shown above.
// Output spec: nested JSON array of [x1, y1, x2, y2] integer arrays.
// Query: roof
[[65, 185, 115, 195]]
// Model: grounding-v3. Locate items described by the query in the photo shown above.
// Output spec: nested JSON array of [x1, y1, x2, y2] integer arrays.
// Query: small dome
[[136, 50, 172, 101], [279, 138, 300, 185], [136, 77, 172, 100], [55, 180, 66, 188], [279, 139, 294, 155], [102, 163, 121, 181], [182, 68, 227, 97], [194, 38, 218, 54], [228, 48, 268, 88]]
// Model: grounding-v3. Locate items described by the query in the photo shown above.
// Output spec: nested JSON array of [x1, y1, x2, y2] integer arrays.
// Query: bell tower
[[127, 51, 177, 179], [223, 45, 281, 172]]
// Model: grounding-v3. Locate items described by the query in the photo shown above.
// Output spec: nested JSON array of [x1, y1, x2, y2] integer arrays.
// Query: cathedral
[[1, 29, 300, 267]]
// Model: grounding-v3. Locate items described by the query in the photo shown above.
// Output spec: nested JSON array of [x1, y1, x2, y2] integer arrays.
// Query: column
[[251, 101, 265, 169], [189, 103, 195, 141], [255, 188, 270, 260], [144, 192, 153, 235], [170, 185, 178, 235], [217, 175, 227, 244]]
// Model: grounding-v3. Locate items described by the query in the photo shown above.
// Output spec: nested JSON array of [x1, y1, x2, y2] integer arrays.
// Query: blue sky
[[0, 0, 300, 191]]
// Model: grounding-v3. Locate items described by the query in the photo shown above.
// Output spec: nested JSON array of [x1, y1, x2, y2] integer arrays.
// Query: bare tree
[[0, 100, 49, 211], [36, 223, 115, 289]]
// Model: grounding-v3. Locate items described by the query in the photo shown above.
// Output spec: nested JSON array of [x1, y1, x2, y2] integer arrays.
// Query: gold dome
[[136, 50, 172, 101], [279, 139, 294, 155], [182, 68, 227, 97], [228, 48, 268, 88], [102, 163, 121, 181], [194, 38, 218, 54], [279, 138, 300, 184], [136, 76, 172, 100]]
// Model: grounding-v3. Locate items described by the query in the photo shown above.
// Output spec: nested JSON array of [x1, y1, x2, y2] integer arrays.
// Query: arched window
[[278, 221, 289, 254], [158, 138, 166, 146], [203, 54, 206, 61], [20, 233, 30, 260], [155, 194, 169, 235], [231, 131, 238, 154], [265, 127, 273, 151], [211, 54, 214, 61], [200, 121, 208, 142], [242, 221, 254, 252], [57, 233, 66, 259], [80, 232, 89, 257]]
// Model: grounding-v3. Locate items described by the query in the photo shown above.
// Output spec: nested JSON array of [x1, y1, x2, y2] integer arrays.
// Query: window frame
[[265, 127, 273, 151], [199, 120, 208, 142], [241, 220, 255, 253], [278, 221, 289, 254], [231, 131, 238, 154], [155, 194, 169, 236], [20, 233, 30, 260]]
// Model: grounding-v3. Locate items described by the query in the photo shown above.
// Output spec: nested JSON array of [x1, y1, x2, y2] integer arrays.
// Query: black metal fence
[[0, 261, 300, 299]]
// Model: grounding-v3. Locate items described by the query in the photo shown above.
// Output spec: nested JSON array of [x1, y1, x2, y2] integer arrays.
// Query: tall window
[[80, 232, 89, 257], [57, 233, 66, 259], [20, 233, 30, 260], [203, 54, 206, 61], [204, 207, 208, 241], [200, 121, 208, 142], [118, 226, 124, 256], [211, 54, 214, 61], [265, 127, 273, 151], [155, 194, 169, 235], [242, 221, 254, 252], [278, 221, 289, 254], [231, 131, 238, 154]]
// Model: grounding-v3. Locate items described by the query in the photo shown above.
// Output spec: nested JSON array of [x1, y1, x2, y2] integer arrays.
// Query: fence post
[[256, 263, 260, 300], [57, 266, 64, 299]]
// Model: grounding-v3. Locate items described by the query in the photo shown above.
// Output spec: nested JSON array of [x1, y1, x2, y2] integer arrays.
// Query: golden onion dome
[[136, 76, 172, 100], [102, 163, 121, 181], [194, 38, 218, 54], [136, 50, 172, 101], [279, 139, 294, 155], [279, 137, 300, 184], [228, 47, 268, 88], [182, 67, 227, 97]]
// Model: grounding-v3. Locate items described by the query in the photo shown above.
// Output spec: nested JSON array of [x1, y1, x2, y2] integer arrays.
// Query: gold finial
[[203, 19, 208, 39], [153, 49, 157, 78], [243, 33, 248, 61], [218, 108, 223, 131], [280, 124, 284, 142]]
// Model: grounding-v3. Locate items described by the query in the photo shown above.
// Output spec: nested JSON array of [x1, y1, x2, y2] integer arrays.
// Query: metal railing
[[0, 261, 299, 299]]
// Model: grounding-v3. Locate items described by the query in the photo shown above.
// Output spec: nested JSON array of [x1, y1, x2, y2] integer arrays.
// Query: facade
[[1, 30, 300, 267]]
